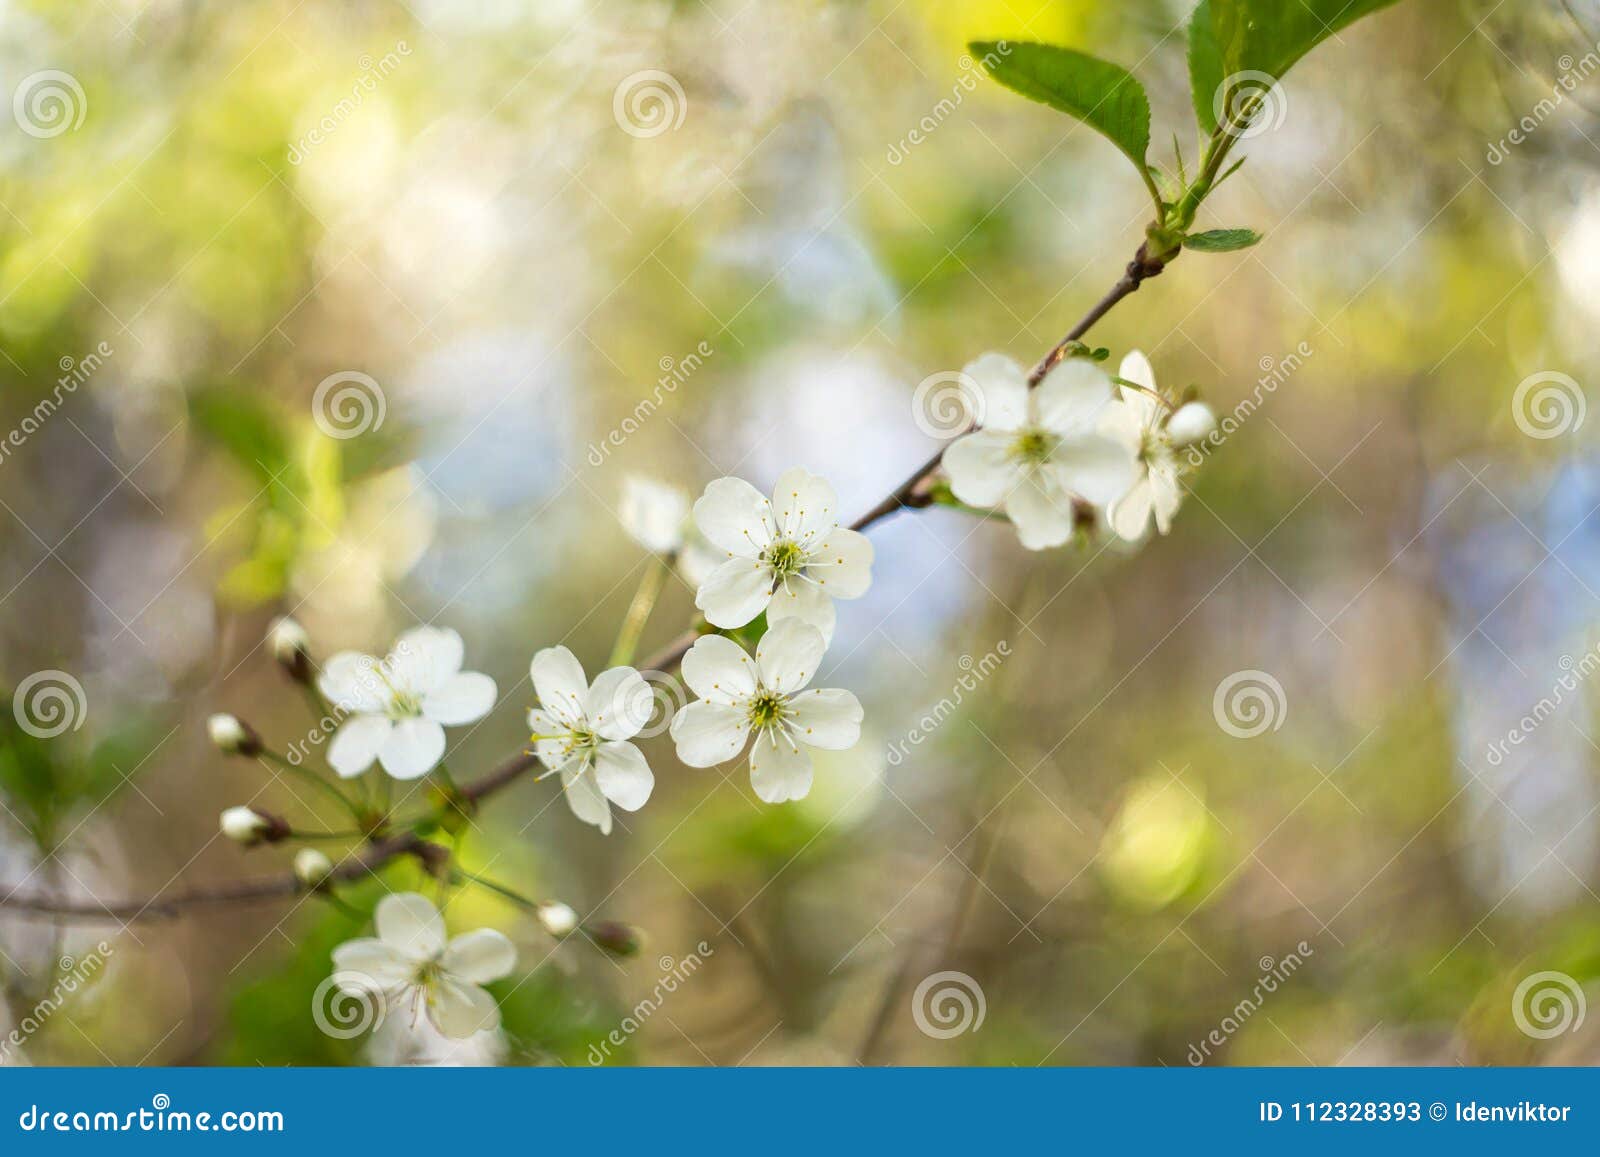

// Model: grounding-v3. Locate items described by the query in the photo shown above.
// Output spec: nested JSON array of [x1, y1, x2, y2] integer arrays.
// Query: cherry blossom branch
[[0, 831, 436, 921], [0, 240, 1172, 924]]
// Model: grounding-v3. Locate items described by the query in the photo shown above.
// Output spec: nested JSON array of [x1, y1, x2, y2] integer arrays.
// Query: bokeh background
[[2, 0, 1600, 1066]]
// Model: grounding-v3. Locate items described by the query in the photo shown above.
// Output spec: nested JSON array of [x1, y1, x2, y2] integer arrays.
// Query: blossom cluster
[[944, 350, 1214, 548], [205, 346, 1212, 1044]]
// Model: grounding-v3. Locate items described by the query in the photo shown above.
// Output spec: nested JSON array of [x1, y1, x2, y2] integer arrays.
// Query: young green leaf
[[970, 41, 1151, 180], [1187, 1, 1226, 136], [1183, 227, 1261, 252], [1188, 0, 1403, 135]]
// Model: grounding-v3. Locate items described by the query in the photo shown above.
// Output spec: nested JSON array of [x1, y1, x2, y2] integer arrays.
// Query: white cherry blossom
[[318, 626, 497, 781], [942, 352, 1139, 550], [620, 475, 690, 554], [669, 619, 863, 804], [1100, 351, 1216, 541], [331, 892, 515, 1040], [618, 475, 721, 584], [691, 468, 873, 644], [527, 646, 655, 835]]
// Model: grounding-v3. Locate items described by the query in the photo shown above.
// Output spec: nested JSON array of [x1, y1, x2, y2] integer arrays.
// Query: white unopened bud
[[619, 476, 689, 555], [293, 847, 334, 886], [1166, 401, 1218, 447], [537, 900, 579, 937], [269, 616, 312, 682], [220, 806, 271, 845], [207, 713, 261, 756]]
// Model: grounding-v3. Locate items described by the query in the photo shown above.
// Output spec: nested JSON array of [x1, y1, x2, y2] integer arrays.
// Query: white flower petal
[[422, 671, 497, 726], [966, 352, 1030, 431], [1166, 401, 1217, 446], [530, 646, 589, 727], [1118, 350, 1156, 393], [1033, 358, 1114, 435], [693, 476, 773, 557], [620, 476, 688, 554], [766, 579, 836, 647], [681, 634, 758, 706], [1109, 475, 1155, 541], [695, 556, 775, 629], [429, 977, 501, 1039], [441, 929, 517, 985], [1050, 432, 1141, 507], [755, 618, 826, 694], [331, 939, 416, 988], [944, 429, 1020, 508], [749, 728, 814, 803], [1004, 470, 1075, 551], [587, 667, 652, 741], [808, 528, 872, 599], [786, 687, 863, 750], [389, 626, 464, 696], [594, 741, 654, 811], [1150, 462, 1184, 533], [561, 757, 612, 834], [1097, 398, 1147, 456], [375, 892, 447, 961], [677, 538, 722, 587], [327, 714, 392, 779], [670, 701, 750, 767], [317, 652, 388, 714], [770, 467, 839, 542], [378, 717, 447, 779]]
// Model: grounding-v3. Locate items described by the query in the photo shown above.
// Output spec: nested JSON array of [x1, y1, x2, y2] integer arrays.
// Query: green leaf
[[1188, 0, 1403, 134], [970, 41, 1151, 178], [1187, 1, 1226, 135], [1183, 227, 1261, 252], [189, 384, 291, 483]]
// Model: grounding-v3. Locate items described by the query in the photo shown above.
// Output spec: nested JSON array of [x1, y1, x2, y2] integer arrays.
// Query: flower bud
[[619, 476, 688, 555], [220, 806, 284, 846], [537, 900, 579, 938], [293, 847, 334, 887], [1165, 401, 1218, 447], [207, 713, 262, 757], [587, 920, 643, 957], [269, 616, 312, 683]]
